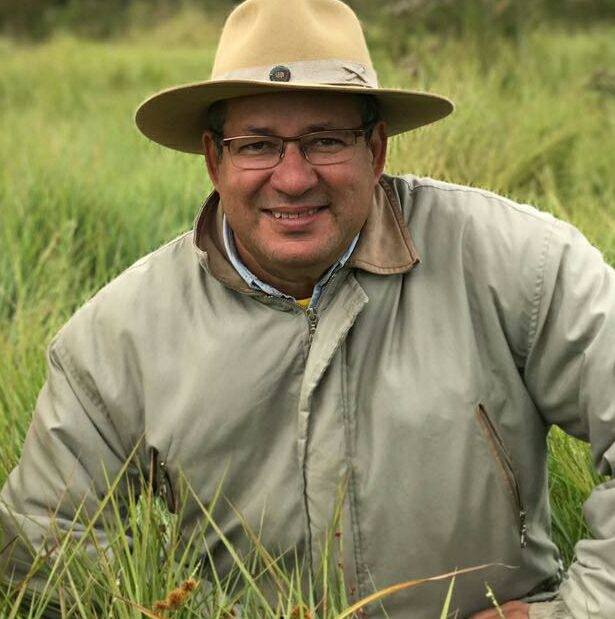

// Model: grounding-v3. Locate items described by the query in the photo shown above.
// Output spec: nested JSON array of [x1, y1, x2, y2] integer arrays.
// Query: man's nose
[[268, 142, 319, 196]]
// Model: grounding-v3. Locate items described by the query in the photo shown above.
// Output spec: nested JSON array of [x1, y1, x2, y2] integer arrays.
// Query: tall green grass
[[3, 0, 614, 41], [0, 462, 492, 618], [0, 10, 614, 616]]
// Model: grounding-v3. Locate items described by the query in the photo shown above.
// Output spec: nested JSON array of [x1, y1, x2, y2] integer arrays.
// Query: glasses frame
[[220, 125, 372, 170]]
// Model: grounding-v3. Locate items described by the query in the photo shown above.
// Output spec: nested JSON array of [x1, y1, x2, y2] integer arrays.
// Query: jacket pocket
[[475, 403, 528, 548]]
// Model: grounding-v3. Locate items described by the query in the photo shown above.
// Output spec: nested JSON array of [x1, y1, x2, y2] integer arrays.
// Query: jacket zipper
[[305, 306, 319, 348], [476, 404, 528, 548], [302, 267, 345, 348], [149, 448, 177, 513], [159, 460, 176, 513]]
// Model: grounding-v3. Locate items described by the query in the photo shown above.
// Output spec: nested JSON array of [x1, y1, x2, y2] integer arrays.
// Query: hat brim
[[135, 80, 454, 154]]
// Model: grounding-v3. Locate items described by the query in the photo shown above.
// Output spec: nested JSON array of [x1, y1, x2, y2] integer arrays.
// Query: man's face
[[203, 91, 387, 286]]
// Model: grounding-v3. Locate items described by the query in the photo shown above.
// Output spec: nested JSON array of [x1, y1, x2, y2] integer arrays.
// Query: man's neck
[[233, 236, 324, 299]]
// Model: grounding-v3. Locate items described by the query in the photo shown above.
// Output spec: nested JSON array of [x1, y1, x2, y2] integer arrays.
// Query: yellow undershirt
[[296, 298, 311, 309]]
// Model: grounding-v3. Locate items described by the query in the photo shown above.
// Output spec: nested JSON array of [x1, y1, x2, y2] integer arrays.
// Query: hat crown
[[211, 0, 374, 78]]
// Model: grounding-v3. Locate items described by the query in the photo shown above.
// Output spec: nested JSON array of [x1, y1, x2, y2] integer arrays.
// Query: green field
[[0, 6, 614, 616]]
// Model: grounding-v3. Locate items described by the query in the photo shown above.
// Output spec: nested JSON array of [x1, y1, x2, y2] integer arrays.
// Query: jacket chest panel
[[337, 272, 559, 616], [143, 306, 313, 558]]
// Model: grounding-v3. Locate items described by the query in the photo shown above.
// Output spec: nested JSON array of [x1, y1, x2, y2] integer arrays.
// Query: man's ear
[[369, 121, 388, 183], [202, 131, 221, 188]]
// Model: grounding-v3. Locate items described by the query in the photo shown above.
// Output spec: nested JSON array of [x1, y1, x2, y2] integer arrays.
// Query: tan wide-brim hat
[[135, 0, 454, 154]]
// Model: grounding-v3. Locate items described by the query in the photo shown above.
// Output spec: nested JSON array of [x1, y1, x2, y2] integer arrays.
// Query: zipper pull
[[305, 306, 319, 348], [159, 460, 177, 513], [519, 509, 528, 548]]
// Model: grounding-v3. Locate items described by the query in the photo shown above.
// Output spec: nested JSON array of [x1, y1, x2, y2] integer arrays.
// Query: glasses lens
[[301, 130, 358, 165], [228, 137, 282, 169]]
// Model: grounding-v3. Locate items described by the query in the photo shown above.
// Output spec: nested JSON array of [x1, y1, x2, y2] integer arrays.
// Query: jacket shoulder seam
[[51, 338, 112, 420], [397, 177, 552, 224], [397, 176, 560, 361], [525, 222, 556, 357], [121, 230, 192, 277], [74, 231, 193, 314]]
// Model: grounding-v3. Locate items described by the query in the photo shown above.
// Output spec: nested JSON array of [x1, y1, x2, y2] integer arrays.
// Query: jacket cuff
[[528, 599, 572, 619]]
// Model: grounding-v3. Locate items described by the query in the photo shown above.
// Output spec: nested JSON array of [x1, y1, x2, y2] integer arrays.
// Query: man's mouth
[[264, 206, 328, 220]]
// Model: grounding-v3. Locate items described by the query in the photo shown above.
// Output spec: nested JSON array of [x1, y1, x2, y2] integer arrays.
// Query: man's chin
[[265, 246, 339, 276]]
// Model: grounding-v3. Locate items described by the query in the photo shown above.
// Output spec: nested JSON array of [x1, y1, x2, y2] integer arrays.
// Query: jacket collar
[[192, 175, 420, 294]]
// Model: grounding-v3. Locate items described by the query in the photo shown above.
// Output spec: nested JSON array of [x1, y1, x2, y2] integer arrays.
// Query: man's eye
[[306, 136, 347, 151], [318, 138, 344, 146], [237, 140, 277, 155]]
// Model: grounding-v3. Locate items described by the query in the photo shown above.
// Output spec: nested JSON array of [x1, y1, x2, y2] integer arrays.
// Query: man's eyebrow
[[304, 122, 337, 132], [244, 126, 275, 135], [242, 122, 338, 135]]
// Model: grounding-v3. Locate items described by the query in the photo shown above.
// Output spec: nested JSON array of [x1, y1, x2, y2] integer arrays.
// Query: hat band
[[214, 58, 379, 88]]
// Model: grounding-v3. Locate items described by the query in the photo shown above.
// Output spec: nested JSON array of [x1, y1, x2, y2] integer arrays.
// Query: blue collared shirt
[[222, 214, 359, 309]]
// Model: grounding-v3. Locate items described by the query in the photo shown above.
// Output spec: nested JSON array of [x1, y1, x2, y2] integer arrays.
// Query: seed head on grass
[[152, 577, 199, 613], [290, 604, 313, 618]]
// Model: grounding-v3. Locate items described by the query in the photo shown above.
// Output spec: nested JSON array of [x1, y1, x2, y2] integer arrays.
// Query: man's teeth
[[272, 208, 320, 219]]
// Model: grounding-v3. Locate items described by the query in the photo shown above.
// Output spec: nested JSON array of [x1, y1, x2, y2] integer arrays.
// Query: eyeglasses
[[220, 126, 371, 170]]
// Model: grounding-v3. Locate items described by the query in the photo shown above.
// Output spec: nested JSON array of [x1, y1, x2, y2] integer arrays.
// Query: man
[[1, 0, 614, 617]]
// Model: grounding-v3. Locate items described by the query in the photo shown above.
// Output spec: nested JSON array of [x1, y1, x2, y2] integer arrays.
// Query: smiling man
[[2, 1, 615, 618]]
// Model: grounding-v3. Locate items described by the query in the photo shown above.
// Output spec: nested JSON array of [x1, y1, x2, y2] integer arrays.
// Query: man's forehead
[[223, 91, 363, 132]]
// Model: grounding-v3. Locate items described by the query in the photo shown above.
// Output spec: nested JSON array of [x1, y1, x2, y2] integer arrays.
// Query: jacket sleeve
[[522, 219, 615, 619], [0, 335, 137, 601]]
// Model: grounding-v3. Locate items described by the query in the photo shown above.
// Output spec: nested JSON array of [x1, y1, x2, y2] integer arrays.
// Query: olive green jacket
[[1, 175, 614, 618]]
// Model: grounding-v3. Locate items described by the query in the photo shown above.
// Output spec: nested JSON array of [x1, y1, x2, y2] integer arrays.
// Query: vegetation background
[[0, 0, 614, 616]]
